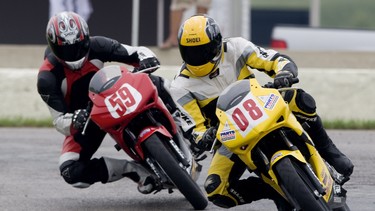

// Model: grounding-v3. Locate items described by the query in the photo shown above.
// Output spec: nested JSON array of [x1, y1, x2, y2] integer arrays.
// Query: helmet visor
[[52, 39, 89, 62], [179, 41, 219, 66]]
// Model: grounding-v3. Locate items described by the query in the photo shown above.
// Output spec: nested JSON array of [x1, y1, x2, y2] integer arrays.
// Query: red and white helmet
[[46, 11, 90, 70]]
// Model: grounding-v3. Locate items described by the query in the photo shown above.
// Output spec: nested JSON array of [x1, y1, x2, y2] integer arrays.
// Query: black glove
[[274, 70, 294, 88], [197, 127, 217, 151], [72, 109, 89, 130], [134, 57, 160, 72]]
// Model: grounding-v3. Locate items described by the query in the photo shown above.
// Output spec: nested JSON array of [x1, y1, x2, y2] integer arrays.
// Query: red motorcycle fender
[[134, 126, 173, 159]]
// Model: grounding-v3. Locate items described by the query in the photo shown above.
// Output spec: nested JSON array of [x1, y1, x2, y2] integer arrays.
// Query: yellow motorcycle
[[213, 78, 350, 211]]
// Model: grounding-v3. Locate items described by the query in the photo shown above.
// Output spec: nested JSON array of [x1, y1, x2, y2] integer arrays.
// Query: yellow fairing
[[215, 78, 335, 204], [216, 78, 304, 169]]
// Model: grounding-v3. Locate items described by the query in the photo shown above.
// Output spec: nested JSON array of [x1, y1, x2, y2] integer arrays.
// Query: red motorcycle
[[86, 65, 207, 210]]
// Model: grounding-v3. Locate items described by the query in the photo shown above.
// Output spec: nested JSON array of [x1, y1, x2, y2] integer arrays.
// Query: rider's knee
[[204, 174, 237, 208], [60, 160, 91, 188], [149, 74, 177, 113], [204, 174, 221, 194], [284, 89, 316, 115], [295, 89, 316, 114]]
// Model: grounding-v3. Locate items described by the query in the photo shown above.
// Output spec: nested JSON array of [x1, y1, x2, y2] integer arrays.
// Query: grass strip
[[0, 117, 374, 130]]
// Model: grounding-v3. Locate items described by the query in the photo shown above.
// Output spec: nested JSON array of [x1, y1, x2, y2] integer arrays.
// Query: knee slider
[[204, 174, 237, 208], [204, 174, 221, 194], [295, 89, 316, 114], [60, 160, 89, 188]]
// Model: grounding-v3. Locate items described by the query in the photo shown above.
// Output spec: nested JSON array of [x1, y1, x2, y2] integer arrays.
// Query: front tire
[[144, 134, 208, 210], [274, 157, 330, 211]]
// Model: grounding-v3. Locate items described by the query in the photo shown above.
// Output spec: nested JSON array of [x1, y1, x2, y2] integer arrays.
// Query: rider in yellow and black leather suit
[[170, 14, 354, 209]]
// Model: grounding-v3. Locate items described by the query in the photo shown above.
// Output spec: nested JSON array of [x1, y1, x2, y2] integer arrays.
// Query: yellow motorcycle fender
[[260, 150, 308, 199], [268, 149, 307, 184], [266, 148, 333, 202]]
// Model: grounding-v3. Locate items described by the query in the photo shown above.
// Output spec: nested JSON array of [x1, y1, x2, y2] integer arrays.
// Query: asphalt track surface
[[1, 128, 374, 211], [0, 45, 374, 210]]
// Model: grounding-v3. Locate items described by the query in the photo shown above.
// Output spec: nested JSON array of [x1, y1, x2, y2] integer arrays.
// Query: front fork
[[144, 110, 198, 179], [259, 130, 327, 196]]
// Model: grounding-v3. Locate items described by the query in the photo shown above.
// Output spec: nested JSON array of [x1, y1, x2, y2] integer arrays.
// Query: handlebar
[[263, 77, 299, 89], [133, 65, 160, 74]]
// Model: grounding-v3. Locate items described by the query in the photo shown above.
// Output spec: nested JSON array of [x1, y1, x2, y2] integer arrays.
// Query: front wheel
[[274, 157, 330, 211], [144, 134, 208, 210]]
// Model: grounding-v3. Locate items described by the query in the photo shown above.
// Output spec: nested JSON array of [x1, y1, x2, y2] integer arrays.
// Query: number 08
[[232, 99, 263, 131]]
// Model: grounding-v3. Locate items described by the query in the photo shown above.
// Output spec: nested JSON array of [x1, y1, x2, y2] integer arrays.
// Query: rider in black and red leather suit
[[37, 11, 176, 193]]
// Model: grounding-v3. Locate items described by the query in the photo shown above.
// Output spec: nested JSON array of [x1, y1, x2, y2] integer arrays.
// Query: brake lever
[[81, 101, 93, 136], [81, 116, 91, 135], [209, 138, 218, 154], [133, 65, 160, 74]]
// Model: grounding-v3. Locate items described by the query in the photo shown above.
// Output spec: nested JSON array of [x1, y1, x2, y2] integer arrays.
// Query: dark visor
[[53, 39, 89, 61], [179, 42, 219, 66]]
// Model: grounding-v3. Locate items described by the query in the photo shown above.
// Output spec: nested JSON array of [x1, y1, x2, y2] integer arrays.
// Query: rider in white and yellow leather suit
[[170, 14, 354, 209]]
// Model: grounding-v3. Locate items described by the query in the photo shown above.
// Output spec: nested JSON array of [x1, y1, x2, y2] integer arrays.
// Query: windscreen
[[89, 65, 122, 94]]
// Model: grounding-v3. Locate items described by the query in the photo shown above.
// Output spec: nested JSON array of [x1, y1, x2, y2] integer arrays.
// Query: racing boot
[[103, 157, 156, 194], [239, 177, 294, 211], [303, 116, 354, 177], [206, 176, 294, 210]]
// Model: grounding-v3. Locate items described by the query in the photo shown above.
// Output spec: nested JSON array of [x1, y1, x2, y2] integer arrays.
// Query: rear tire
[[274, 157, 330, 211], [144, 134, 208, 210]]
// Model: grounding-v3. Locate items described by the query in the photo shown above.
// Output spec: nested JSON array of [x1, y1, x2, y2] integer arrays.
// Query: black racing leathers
[[37, 36, 171, 187]]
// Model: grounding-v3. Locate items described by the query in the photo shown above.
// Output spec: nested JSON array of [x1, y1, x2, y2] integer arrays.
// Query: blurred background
[[0, 0, 375, 122], [1, 0, 375, 48]]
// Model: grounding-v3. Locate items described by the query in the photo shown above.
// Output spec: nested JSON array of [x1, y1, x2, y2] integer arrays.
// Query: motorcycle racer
[[37, 11, 177, 194], [170, 14, 354, 209]]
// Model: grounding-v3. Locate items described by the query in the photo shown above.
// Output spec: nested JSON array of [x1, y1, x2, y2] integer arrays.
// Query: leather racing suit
[[37, 36, 176, 189], [170, 37, 353, 208]]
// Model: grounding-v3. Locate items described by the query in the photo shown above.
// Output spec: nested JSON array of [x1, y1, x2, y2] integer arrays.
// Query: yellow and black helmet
[[178, 15, 222, 77]]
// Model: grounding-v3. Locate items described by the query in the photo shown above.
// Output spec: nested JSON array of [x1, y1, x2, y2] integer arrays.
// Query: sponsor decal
[[186, 37, 201, 43], [229, 188, 245, 203], [175, 111, 193, 125], [220, 130, 235, 142], [270, 152, 283, 163], [264, 93, 279, 110], [139, 128, 152, 138], [257, 47, 269, 58]]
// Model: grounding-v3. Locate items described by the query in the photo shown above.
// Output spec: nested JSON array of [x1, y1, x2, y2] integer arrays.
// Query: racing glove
[[134, 57, 160, 72], [274, 70, 295, 88], [72, 109, 89, 130], [197, 127, 217, 151]]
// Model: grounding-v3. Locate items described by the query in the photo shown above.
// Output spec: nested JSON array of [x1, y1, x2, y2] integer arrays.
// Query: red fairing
[[89, 70, 158, 129], [88, 66, 176, 160]]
